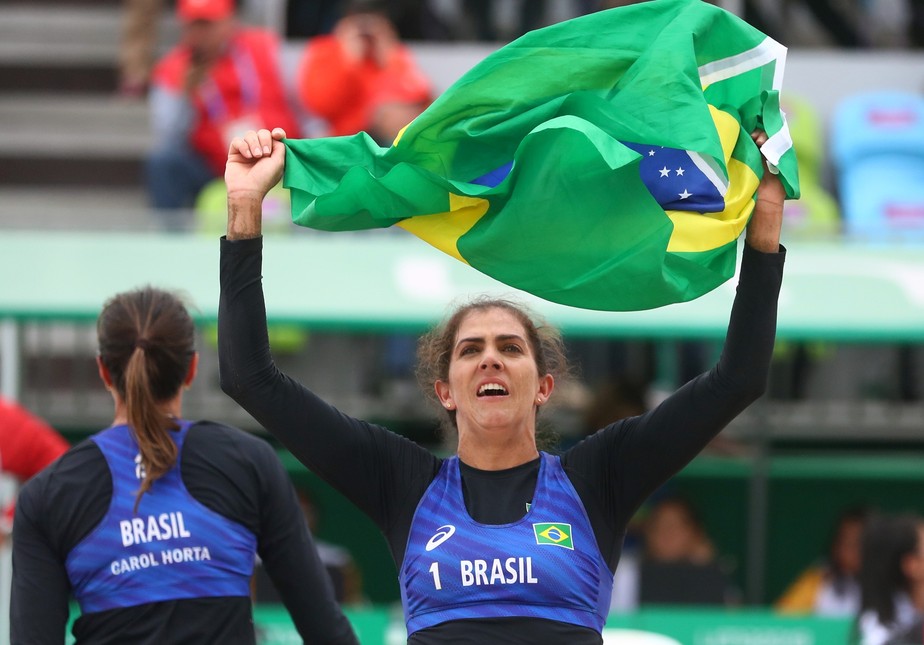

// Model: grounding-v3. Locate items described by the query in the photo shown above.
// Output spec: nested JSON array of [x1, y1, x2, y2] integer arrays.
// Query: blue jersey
[[399, 452, 612, 635], [65, 421, 257, 614]]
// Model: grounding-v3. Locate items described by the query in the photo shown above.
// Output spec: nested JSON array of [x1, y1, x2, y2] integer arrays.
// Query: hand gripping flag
[[283, 0, 800, 311]]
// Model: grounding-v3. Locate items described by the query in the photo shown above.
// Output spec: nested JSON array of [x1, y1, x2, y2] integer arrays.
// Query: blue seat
[[831, 91, 924, 242]]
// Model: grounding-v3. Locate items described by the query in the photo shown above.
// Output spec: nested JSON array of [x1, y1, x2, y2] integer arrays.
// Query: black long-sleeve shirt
[[12, 420, 359, 645], [218, 236, 784, 644]]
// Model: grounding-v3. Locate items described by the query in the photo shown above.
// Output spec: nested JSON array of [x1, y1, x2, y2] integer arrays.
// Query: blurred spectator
[[857, 513, 924, 645], [117, 0, 166, 99], [776, 505, 870, 616], [296, 0, 432, 146], [611, 495, 738, 611], [0, 397, 68, 540], [146, 0, 301, 224], [642, 495, 717, 566]]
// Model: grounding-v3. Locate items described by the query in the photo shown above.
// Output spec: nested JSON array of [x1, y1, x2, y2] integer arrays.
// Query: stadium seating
[[831, 90, 924, 242]]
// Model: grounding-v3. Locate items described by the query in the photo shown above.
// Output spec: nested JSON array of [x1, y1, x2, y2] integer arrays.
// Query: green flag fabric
[[283, 0, 800, 311]]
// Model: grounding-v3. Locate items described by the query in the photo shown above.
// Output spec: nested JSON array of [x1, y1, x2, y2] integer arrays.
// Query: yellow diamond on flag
[[534, 523, 574, 550]]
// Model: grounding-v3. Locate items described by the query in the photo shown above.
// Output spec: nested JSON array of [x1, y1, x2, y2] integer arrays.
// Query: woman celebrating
[[12, 286, 357, 644], [219, 127, 785, 643]]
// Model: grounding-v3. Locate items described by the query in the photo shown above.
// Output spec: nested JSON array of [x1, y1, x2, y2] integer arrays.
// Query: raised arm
[[224, 127, 287, 240], [218, 130, 439, 537], [745, 129, 786, 254], [566, 131, 786, 527]]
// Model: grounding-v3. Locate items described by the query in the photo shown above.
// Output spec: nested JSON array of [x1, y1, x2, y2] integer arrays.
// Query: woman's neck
[[110, 393, 184, 427], [457, 431, 539, 471], [909, 581, 924, 613]]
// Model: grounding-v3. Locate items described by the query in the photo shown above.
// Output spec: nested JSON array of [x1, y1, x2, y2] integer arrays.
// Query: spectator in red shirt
[[296, 0, 432, 146], [146, 0, 301, 226], [0, 396, 68, 537]]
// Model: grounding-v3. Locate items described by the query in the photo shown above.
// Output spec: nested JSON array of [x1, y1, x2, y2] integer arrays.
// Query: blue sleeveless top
[[399, 452, 613, 635], [65, 421, 257, 613]]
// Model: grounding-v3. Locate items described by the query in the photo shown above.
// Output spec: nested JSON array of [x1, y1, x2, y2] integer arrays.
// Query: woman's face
[[182, 17, 235, 63], [645, 502, 701, 563], [831, 518, 864, 576], [435, 307, 552, 438], [903, 525, 924, 585]]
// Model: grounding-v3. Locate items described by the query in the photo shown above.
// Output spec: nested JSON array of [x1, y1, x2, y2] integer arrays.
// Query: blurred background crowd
[[3, 0, 924, 643]]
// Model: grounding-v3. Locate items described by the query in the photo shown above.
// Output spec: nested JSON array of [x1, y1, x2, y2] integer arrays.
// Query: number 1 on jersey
[[429, 562, 442, 590]]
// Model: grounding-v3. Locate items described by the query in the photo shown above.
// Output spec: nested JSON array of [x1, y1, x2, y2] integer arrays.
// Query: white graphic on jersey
[[134, 453, 146, 480], [425, 524, 456, 551]]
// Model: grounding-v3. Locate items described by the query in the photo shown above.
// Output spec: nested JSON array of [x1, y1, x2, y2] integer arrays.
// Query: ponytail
[[97, 287, 195, 512], [124, 345, 179, 511]]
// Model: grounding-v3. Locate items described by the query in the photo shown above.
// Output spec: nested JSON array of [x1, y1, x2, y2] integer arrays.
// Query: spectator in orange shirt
[[0, 396, 68, 538], [296, 0, 432, 145], [146, 0, 301, 224]]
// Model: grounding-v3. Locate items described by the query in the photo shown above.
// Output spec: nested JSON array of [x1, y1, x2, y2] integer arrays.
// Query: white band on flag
[[761, 113, 794, 167], [698, 36, 788, 90], [686, 151, 729, 197]]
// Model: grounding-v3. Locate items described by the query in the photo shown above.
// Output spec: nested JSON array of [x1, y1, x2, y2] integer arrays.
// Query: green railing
[[258, 605, 854, 645], [63, 604, 854, 645]]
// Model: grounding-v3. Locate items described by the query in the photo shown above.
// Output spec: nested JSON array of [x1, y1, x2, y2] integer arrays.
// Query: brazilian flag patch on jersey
[[533, 523, 573, 550]]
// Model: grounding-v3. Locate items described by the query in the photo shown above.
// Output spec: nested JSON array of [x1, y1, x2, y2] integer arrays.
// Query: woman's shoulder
[[184, 420, 278, 460], [17, 438, 109, 519], [187, 419, 267, 442], [30, 437, 105, 482]]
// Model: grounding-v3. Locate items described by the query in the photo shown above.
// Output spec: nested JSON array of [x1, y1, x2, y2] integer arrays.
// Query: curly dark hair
[[415, 296, 572, 450]]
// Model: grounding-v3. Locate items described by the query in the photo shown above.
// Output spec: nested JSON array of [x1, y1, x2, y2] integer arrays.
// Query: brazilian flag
[[534, 523, 574, 549], [283, 0, 800, 311]]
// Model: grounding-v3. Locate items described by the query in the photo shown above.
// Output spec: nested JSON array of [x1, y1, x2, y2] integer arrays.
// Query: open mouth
[[477, 383, 508, 397]]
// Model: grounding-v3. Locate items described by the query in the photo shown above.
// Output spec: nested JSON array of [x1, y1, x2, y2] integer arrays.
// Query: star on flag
[[622, 142, 726, 212]]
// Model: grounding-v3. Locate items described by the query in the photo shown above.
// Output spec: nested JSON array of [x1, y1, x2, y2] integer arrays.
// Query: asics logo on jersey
[[425, 524, 456, 551]]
